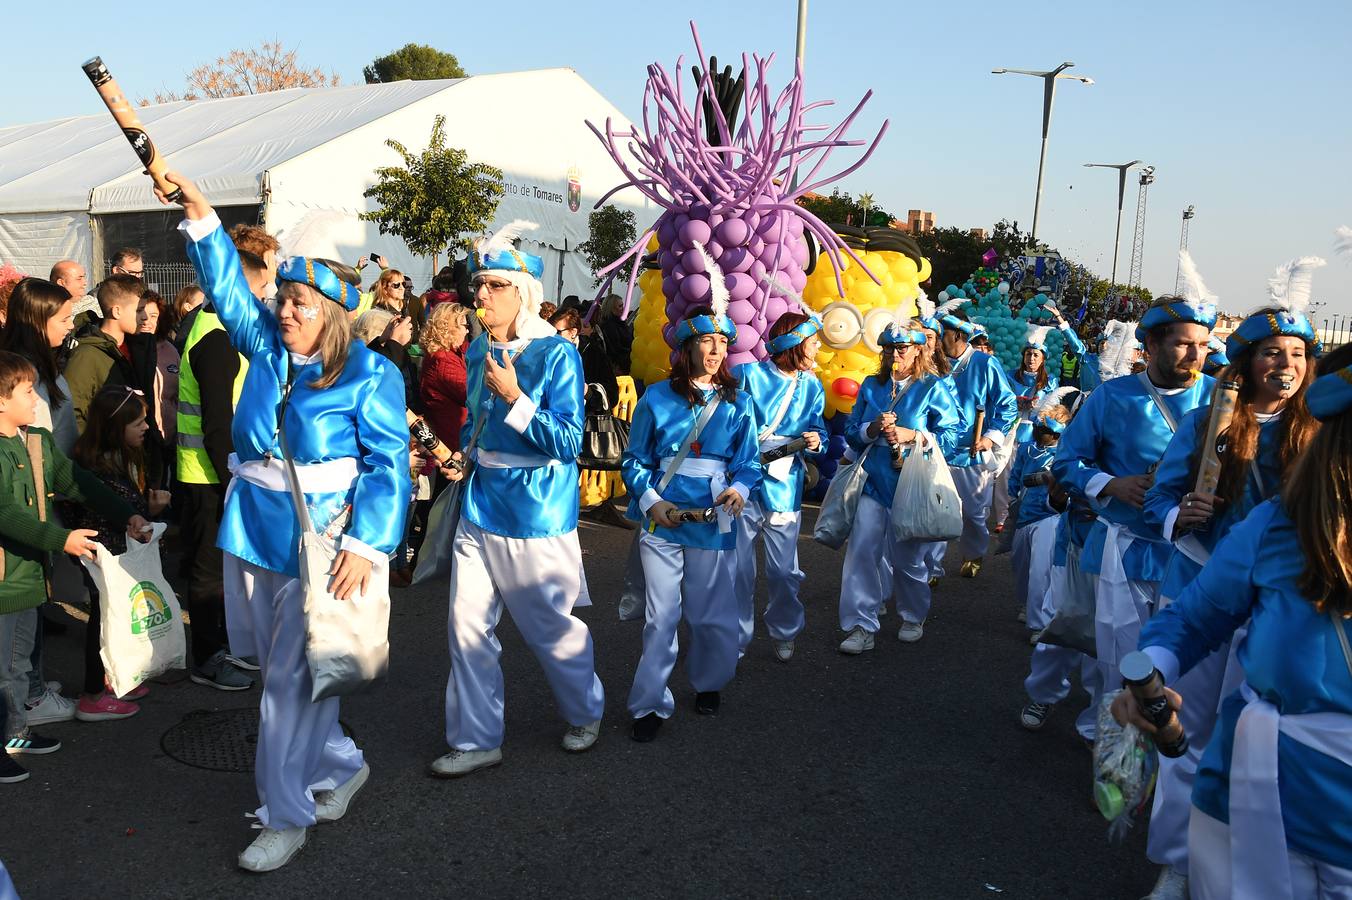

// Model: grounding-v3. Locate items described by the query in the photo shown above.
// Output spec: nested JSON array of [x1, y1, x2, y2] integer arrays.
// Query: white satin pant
[[628, 531, 738, 719], [444, 520, 605, 751], [734, 500, 806, 649], [224, 554, 364, 830], [838, 494, 932, 633], [1013, 516, 1059, 630], [949, 464, 994, 560], [1189, 808, 1352, 898]]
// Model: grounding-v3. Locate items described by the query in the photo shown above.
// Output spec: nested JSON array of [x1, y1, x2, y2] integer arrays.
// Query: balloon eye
[[861, 307, 897, 354], [819, 302, 863, 351]]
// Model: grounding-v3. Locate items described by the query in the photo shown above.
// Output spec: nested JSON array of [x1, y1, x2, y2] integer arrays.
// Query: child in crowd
[[60, 385, 169, 722], [1008, 392, 1073, 635], [0, 352, 149, 784]]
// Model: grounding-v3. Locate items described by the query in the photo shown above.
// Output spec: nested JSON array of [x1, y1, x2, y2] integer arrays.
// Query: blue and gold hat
[[1225, 257, 1325, 360], [1024, 324, 1052, 353], [276, 257, 361, 312], [766, 314, 822, 355], [467, 220, 545, 280], [675, 313, 737, 344], [881, 325, 926, 346], [1202, 337, 1230, 375], [1135, 298, 1218, 342], [1306, 364, 1352, 421]]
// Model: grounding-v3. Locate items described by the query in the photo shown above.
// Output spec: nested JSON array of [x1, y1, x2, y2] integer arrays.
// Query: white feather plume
[[916, 288, 935, 321], [1335, 225, 1352, 261], [1264, 255, 1326, 315], [275, 210, 349, 261], [1099, 320, 1140, 381], [1177, 250, 1217, 307], [1024, 323, 1051, 349], [692, 242, 730, 320], [477, 219, 539, 256], [935, 297, 965, 318], [1033, 385, 1077, 419], [760, 272, 808, 315]]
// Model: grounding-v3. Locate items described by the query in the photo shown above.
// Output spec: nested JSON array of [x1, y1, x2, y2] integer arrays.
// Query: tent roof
[[0, 77, 461, 214]]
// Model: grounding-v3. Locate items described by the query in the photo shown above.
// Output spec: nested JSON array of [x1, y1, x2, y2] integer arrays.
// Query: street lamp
[[992, 62, 1094, 244], [1084, 160, 1145, 286]]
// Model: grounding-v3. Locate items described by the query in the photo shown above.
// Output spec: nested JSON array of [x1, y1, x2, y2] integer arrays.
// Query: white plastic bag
[[890, 434, 963, 542], [80, 523, 186, 697], [302, 530, 391, 702]]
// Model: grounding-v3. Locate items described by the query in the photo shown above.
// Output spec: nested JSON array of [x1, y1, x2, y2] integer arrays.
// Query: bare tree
[[144, 40, 339, 104]]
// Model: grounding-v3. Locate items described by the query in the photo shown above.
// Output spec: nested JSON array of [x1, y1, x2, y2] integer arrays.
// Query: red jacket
[[420, 346, 468, 450]]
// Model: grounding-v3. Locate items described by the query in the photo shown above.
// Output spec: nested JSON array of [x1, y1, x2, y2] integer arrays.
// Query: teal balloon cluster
[[941, 280, 1067, 372]]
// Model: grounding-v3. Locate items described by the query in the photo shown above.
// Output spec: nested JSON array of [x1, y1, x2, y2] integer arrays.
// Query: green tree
[[797, 188, 894, 228], [578, 206, 638, 286], [361, 115, 503, 269], [909, 226, 982, 293], [364, 44, 466, 83]]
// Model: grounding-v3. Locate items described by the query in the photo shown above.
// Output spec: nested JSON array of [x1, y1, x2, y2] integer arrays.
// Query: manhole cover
[[161, 709, 352, 773]]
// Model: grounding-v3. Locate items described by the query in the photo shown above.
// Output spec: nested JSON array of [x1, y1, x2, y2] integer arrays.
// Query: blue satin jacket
[[183, 219, 409, 577], [1144, 407, 1284, 601], [944, 348, 1018, 469], [460, 335, 584, 539], [844, 374, 962, 508], [1052, 371, 1213, 581], [622, 381, 761, 551], [1006, 368, 1059, 445], [734, 361, 827, 513], [1009, 442, 1058, 527], [1141, 500, 1352, 869]]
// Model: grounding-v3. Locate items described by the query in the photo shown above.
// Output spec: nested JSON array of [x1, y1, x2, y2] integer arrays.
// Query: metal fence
[[104, 262, 199, 300]]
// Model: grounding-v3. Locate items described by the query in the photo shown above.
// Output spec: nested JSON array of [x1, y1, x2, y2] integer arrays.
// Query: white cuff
[[857, 422, 873, 443], [1058, 322, 1073, 333], [503, 394, 537, 434], [639, 488, 663, 514], [1162, 505, 1182, 542], [982, 429, 1005, 448], [339, 534, 386, 566], [1086, 472, 1114, 501], [729, 482, 752, 502], [1143, 645, 1181, 687], [178, 211, 222, 243]]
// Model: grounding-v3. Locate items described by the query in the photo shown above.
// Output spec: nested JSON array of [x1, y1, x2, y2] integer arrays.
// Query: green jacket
[[62, 329, 134, 432], [0, 427, 136, 614]]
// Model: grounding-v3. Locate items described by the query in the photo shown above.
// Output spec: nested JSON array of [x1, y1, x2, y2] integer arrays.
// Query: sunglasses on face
[[109, 386, 145, 418]]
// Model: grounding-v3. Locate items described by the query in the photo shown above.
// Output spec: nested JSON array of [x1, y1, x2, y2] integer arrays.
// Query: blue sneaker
[[5, 732, 61, 755]]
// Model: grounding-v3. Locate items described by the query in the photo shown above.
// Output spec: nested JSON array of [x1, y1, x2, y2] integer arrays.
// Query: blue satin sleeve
[[183, 220, 274, 360], [1010, 443, 1029, 502], [349, 358, 412, 554], [1060, 323, 1086, 359], [843, 382, 874, 454], [1051, 385, 1108, 501], [508, 342, 585, 461], [1144, 408, 1206, 539], [986, 359, 1019, 436], [726, 395, 762, 500], [621, 391, 661, 502], [924, 376, 962, 461]]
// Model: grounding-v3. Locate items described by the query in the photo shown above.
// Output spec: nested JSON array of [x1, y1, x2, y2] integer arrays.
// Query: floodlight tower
[[1127, 165, 1156, 289], [1174, 205, 1196, 294]]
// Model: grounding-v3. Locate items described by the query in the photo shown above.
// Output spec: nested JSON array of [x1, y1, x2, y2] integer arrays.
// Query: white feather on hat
[[1177, 250, 1217, 309], [935, 297, 965, 318], [1024, 322, 1051, 349], [916, 288, 935, 321], [692, 242, 730, 320], [476, 219, 539, 256], [275, 210, 349, 261], [760, 273, 811, 317], [1033, 385, 1078, 419], [1262, 256, 1326, 315], [1099, 320, 1140, 381]]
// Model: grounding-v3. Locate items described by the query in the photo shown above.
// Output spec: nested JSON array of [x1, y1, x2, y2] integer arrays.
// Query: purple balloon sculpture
[[587, 22, 887, 369]]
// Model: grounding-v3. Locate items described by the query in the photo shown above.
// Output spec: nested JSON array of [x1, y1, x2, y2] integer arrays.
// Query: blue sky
[[7, 0, 1351, 317]]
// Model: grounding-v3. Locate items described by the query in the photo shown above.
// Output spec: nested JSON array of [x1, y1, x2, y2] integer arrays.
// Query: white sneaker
[[24, 688, 76, 725], [238, 826, 307, 872], [773, 640, 795, 662], [838, 627, 875, 655], [429, 747, 503, 778], [561, 721, 601, 753], [897, 622, 924, 643], [314, 763, 370, 823], [1144, 866, 1188, 900]]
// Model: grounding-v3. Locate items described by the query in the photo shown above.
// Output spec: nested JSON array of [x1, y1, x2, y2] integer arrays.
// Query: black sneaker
[[5, 732, 61, 755], [1, 753, 29, 783], [694, 691, 721, 716], [225, 652, 260, 672], [1020, 701, 1052, 731], [630, 713, 663, 743]]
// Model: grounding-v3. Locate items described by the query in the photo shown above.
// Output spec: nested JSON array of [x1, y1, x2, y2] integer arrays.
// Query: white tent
[[0, 69, 656, 298]]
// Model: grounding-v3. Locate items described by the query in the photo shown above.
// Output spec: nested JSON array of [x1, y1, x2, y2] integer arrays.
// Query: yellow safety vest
[[176, 310, 248, 484]]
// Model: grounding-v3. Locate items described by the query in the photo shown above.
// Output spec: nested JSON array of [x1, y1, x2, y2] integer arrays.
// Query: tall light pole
[[795, 0, 808, 67], [992, 62, 1094, 244], [1084, 160, 1144, 286], [1174, 205, 1196, 294]]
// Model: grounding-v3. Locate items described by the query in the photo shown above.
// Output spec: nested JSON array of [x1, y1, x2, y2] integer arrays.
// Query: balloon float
[[588, 22, 888, 385]]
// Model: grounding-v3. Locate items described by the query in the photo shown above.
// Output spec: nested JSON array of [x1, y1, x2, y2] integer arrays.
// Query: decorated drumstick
[[81, 57, 182, 203], [969, 406, 986, 459], [1192, 375, 1241, 496], [762, 436, 809, 464]]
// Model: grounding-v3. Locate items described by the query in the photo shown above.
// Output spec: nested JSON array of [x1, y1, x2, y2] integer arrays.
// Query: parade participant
[[1051, 292, 1215, 765], [936, 304, 1018, 578], [837, 312, 961, 652], [1008, 389, 1074, 634], [1201, 336, 1229, 377], [164, 171, 409, 873], [431, 222, 606, 773], [916, 298, 951, 585], [1118, 341, 1352, 900], [1138, 256, 1323, 895], [733, 307, 827, 661], [992, 323, 1059, 534], [623, 272, 760, 741]]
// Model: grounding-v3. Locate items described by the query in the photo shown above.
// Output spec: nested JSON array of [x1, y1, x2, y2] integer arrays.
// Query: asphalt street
[[4, 503, 1157, 899]]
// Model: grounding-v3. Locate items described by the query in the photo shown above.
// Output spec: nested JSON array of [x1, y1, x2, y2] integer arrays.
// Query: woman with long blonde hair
[[370, 268, 407, 315], [836, 313, 961, 654]]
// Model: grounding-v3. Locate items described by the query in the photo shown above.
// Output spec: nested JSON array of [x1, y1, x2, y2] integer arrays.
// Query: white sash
[[1093, 521, 1164, 667], [1230, 682, 1352, 900], [227, 454, 359, 495], [475, 449, 562, 469], [659, 456, 732, 533]]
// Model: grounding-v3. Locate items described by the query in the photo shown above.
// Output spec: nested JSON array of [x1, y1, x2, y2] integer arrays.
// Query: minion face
[[802, 247, 933, 416]]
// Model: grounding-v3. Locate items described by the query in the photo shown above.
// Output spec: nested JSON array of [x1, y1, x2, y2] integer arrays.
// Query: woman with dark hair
[[550, 306, 618, 408], [0, 279, 76, 454], [159, 171, 409, 873], [1136, 259, 1325, 895], [837, 311, 962, 654], [137, 290, 180, 453], [622, 301, 760, 742], [732, 308, 826, 662], [1116, 341, 1352, 899]]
